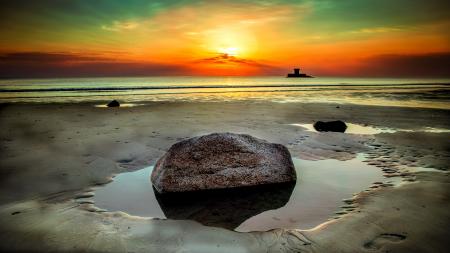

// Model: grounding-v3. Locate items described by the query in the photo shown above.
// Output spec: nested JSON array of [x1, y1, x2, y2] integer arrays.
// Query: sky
[[0, 0, 449, 77]]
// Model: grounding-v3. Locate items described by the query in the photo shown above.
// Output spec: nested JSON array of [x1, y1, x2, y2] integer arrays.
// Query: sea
[[0, 77, 449, 109]]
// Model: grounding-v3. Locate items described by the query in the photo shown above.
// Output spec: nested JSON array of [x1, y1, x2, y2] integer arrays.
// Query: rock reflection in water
[[154, 182, 295, 230], [94, 155, 384, 231]]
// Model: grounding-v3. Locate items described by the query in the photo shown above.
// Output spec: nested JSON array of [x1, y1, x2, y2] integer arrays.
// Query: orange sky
[[0, 0, 449, 77]]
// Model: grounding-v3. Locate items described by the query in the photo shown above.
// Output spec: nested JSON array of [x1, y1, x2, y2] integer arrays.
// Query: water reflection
[[154, 182, 295, 230], [291, 123, 450, 134], [93, 155, 384, 231], [291, 123, 396, 134], [1, 77, 449, 109], [237, 155, 383, 231], [93, 166, 165, 218], [94, 103, 144, 108]]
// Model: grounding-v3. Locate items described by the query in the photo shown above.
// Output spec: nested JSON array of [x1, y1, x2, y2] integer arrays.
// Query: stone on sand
[[314, 120, 347, 132], [107, 100, 120, 107], [151, 132, 296, 193]]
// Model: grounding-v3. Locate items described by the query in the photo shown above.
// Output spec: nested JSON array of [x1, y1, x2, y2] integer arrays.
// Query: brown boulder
[[151, 133, 296, 193]]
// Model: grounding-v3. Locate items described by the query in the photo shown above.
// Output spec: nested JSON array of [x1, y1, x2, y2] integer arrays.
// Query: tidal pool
[[94, 103, 144, 108], [290, 123, 395, 134], [94, 154, 383, 231], [291, 123, 450, 134]]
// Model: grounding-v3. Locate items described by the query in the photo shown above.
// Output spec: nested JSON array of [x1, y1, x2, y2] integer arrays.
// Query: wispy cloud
[[355, 52, 450, 77], [195, 53, 271, 67], [349, 26, 405, 34], [192, 52, 283, 75], [316, 52, 450, 77], [101, 21, 139, 32], [185, 31, 200, 36], [0, 52, 191, 78], [0, 52, 110, 63]]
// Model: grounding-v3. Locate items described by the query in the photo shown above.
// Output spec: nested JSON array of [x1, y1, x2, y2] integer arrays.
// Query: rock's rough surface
[[151, 133, 296, 193], [107, 100, 120, 107], [313, 120, 347, 132]]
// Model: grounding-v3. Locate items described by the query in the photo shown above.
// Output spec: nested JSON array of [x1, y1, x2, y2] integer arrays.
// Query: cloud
[[193, 53, 283, 75], [349, 26, 404, 34], [0, 52, 110, 63], [195, 53, 271, 67], [0, 52, 191, 78], [0, 52, 283, 77], [354, 52, 450, 77], [102, 21, 139, 32], [307, 0, 450, 30]]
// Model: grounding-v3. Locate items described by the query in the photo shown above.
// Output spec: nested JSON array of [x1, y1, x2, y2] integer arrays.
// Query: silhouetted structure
[[287, 68, 313, 78]]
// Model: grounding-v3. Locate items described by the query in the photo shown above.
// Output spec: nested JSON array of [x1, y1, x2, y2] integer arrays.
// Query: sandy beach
[[0, 101, 449, 252], [2, 0, 450, 251]]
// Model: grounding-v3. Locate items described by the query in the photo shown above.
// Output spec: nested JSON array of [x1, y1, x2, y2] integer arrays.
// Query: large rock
[[151, 133, 296, 193], [313, 120, 347, 132]]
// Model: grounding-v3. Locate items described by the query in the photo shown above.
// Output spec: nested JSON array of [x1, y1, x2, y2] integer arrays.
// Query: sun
[[203, 28, 256, 58], [218, 47, 239, 56]]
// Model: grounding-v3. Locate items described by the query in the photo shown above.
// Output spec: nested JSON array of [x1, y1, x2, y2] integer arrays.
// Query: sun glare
[[218, 47, 239, 56]]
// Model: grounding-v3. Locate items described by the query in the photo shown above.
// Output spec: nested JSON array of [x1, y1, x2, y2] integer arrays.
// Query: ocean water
[[0, 77, 449, 109]]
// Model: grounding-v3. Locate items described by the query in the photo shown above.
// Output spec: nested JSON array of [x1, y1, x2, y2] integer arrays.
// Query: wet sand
[[0, 101, 449, 252]]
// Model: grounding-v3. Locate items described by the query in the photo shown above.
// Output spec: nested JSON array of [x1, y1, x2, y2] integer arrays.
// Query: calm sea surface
[[0, 77, 449, 109]]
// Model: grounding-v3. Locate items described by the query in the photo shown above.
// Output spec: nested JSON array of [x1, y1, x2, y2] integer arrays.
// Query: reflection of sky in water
[[0, 77, 449, 109], [94, 154, 383, 231], [94, 166, 165, 218], [94, 103, 144, 108], [420, 127, 450, 133], [237, 155, 383, 231], [291, 123, 396, 134], [291, 123, 450, 134]]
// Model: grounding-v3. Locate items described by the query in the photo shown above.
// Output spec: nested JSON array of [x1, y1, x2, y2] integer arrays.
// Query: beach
[[2, 0, 450, 251], [0, 100, 449, 252]]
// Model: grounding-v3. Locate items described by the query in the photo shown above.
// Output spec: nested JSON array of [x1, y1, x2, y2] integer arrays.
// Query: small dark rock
[[107, 100, 120, 107], [313, 120, 347, 133]]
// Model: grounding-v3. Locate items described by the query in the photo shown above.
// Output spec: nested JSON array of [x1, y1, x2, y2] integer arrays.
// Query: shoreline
[[2, 95, 450, 110], [0, 101, 449, 252]]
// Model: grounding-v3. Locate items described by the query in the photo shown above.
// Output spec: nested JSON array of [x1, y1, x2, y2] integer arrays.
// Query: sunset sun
[[218, 47, 239, 56]]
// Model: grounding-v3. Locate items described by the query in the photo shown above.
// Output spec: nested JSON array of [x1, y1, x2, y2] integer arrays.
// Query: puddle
[[237, 155, 383, 231], [399, 165, 447, 173], [291, 123, 450, 134], [290, 123, 396, 134], [420, 127, 450, 133], [94, 154, 383, 231], [94, 103, 144, 108], [93, 166, 165, 218]]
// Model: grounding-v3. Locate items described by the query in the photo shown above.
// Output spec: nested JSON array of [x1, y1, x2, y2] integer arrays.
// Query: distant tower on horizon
[[287, 68, 313, 78]]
